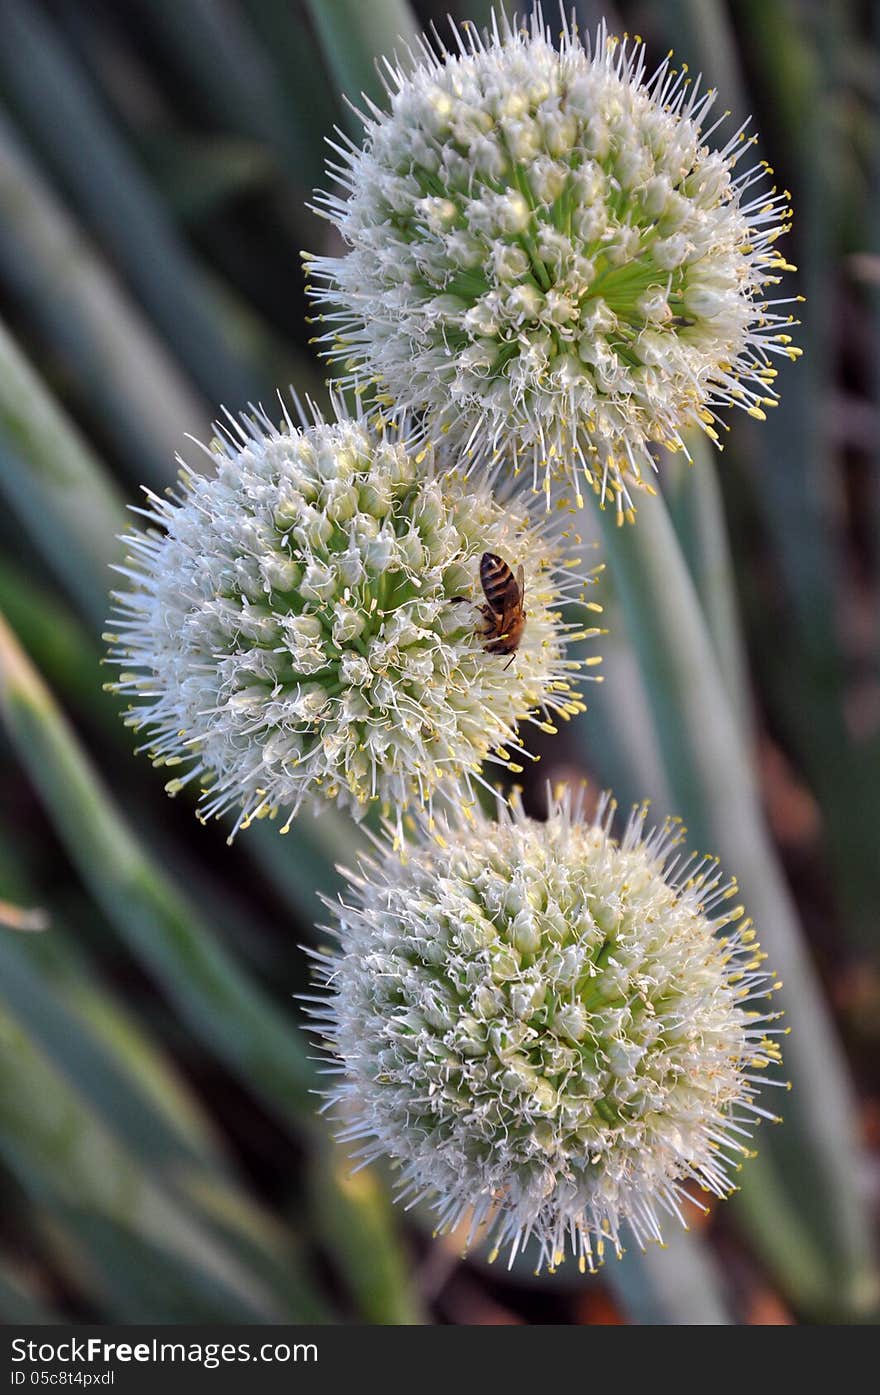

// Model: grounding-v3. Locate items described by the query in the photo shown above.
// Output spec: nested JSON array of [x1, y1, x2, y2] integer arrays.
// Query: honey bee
[[478, 551, 527, 668]]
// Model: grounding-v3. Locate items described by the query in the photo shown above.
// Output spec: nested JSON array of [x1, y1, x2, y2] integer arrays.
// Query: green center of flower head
[[310, 19, 799, 512], [407, 147, 708, 368], [258, 435, 450, 646], [109, 413, 598, 836], [324, 795, 782, 1271]]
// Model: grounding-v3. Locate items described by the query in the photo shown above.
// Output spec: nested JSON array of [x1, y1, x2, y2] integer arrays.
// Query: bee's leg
[[503, 652, 516, 671]]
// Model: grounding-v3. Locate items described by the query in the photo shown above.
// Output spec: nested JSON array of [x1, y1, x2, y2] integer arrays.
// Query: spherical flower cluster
[[309, 789, 785, 1272], [106, 402, 600, 837], [308, 11, 799, 514]]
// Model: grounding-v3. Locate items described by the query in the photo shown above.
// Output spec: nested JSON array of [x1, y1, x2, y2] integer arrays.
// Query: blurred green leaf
[[241, 0, 343, 158], [0, 845, 330, 1324], [0, 560, 119, 725], [0, 930, 219, 1180], [182, 1176, 331, 1324], [0, 609, 314, 1126], [731, 1149, 833, 1315], [0, 0, 270, 407], [732, 2, 837, 645], [144, 135, 277, 222], [605, 1226, 732, 1326], [726, 1, 880, 953], [305, 0, 420, 117], [0, 112, 209, 491], [126, 0, 327, 194], [309, 1139, 424, 1325], [662, 0, 750, 123], [0, 318, 126, 624], [569, 563, 671, 814], [246, 809, 355, 915], [665, 436, 754, 737], [49, 1211, 278, 1324], [0, 1008, 292, 1322], [592, 489, 879, 1319], [0, 1266, 61, 1325]]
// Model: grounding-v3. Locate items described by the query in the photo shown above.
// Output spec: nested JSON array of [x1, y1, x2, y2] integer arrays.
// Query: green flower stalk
[[106, 400, 601, 838], [307, 8, 799, 516], [309, 788, 785, 1273]]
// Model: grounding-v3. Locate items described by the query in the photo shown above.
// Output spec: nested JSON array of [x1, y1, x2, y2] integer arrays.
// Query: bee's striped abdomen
[[480, 552, 516, 613], [476, 551, 527, 661]]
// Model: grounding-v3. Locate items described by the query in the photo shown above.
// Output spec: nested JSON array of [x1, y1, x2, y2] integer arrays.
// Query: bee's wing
[[516, 565, 525, 601]]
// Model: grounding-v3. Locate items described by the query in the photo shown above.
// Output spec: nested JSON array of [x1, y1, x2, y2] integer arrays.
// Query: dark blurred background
[[0, 0, 877, 1325]]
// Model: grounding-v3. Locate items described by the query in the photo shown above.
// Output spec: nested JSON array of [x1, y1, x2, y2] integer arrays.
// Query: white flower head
[[307, 9, 800, 517], [309, 789, 785, 1273], [106, 399, 601, 838]]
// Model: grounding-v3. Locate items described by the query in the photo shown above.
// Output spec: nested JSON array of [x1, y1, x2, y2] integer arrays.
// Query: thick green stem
[[592, 488, 878, 1319], [604, 1224, 732, 1325], [664, 437, 754, 737], [309, 1140, 425, 1325]]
